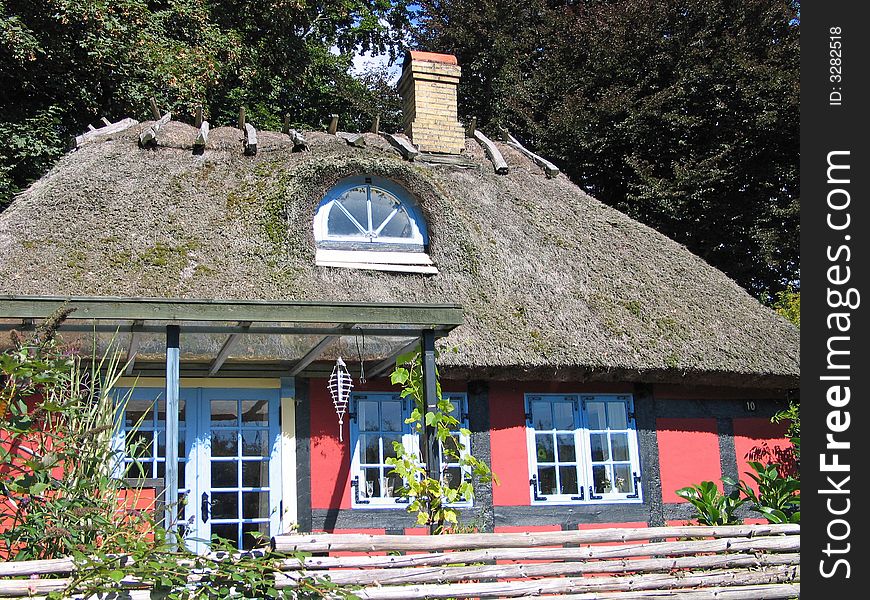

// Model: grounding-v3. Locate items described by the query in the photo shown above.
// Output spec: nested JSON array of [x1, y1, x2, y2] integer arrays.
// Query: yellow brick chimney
[[398, 51, 465, 155]]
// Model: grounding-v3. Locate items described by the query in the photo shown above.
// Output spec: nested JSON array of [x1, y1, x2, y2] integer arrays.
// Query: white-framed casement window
[[526, 394, 642, 504], [349, 392, 470, 508], [313, 175, 437, 274]]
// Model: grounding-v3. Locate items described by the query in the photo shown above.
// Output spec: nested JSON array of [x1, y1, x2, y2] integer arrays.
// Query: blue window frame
[[314, 176, 429, 250], [313, 176, 437, 274], [349, 392, 470, 508], [526, 394, 642, 504]]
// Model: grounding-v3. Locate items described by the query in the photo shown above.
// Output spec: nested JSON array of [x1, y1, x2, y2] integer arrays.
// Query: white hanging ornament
[[328, 356, 353, 442]]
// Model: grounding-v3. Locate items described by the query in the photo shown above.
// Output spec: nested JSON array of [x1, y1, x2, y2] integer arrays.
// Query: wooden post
[[238, 106, 246, 130], [244, 122, 258, 155], [194, 121, 210, 150], [289, 129, 308, 152], [283, 114, 290, 135], [195, 106, 203, 129], [100, 117, 112, 127], [337, 132, 366, 148], [164, 325, 180, 547], [420, 329, 439, 534], [381, 133, 419, 160], [139, 112, 172, 146], [328, 114, 339, 135], [465, 117, 477, 138], [473, 130, 509, 175], [370, 114, 380, 135], [149, 97, 160, 120]]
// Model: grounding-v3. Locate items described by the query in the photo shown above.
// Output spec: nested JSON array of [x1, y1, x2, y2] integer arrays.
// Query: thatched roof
[[0, 120, 799, 387]]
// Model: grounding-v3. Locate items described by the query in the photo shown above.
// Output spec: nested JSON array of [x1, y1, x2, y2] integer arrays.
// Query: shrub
[[1, 312, 149, 560], [735, 462, 800, 524], [675, 480, 746, 526]]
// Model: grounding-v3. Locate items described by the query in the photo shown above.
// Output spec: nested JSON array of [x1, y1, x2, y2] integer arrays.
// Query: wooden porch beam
[[208, 321, 252, 376], [0, 296, 463, 327], [367, 339, 421, 378], [124, 320, 144, 376], [288, 325, 351, 376]]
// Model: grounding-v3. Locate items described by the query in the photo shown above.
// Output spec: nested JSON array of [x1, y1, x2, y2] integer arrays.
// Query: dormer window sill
[[315, 249, 438, 275]]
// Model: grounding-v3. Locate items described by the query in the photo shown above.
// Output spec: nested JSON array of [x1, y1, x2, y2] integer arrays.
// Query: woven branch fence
[[0, 524, 799, 599]]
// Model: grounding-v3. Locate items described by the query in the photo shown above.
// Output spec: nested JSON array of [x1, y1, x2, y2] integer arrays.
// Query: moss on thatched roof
[[0, 120, 798, 386]]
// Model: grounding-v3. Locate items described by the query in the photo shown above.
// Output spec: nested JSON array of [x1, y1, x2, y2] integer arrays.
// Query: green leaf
[[108, 570, 125, 582]]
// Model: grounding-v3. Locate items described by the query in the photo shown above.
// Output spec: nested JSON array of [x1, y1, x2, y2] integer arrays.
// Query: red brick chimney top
[[406, 51, 458, 65]]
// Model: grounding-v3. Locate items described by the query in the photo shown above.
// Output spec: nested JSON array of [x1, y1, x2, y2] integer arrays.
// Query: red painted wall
[[733, 418, 793, 486], [488, 382, 529, 506], [310, 378, 352, 510], [656, 418, 721, 503]]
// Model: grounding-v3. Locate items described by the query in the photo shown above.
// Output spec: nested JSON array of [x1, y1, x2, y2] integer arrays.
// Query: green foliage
[[415, 0, 799, 298], [773, 287, 800, 327], [676, 460, 799, 526], [0, 311, 151, 560], [62, 532, 356, 599], [0, 0, 409, 209], [675, 480, 746, 526], [772, 399, 800, 464], [735, 461, 800, 524], [387, 350, 494, 533]]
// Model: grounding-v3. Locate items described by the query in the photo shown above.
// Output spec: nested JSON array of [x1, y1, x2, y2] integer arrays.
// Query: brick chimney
[[398, 51, 465, 155]]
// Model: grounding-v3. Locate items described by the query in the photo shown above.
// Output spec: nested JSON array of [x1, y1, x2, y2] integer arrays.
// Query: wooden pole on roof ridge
[[149, 97, 160, 120], [465, 117, 477, 138], [370, 114, 380, 135], [238, 106, 246, 130], [100, 117, 112, 127], [473, 129, 509, 175], [283, 114, 290, 135], [244, 122, 258, 156], [328, 114, 339, 135], [195, 105, 203, 129], [195, 120, 210, 151]]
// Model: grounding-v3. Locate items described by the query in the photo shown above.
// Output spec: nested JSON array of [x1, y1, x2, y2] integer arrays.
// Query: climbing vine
[[387, 350, 495, 533]]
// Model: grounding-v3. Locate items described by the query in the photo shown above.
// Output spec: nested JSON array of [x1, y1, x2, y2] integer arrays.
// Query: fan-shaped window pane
[[314, 176, 435, 274], [315, 177, 427, 248]]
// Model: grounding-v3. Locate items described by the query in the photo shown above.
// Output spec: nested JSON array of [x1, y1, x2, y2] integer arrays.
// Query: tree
[[773, 287, 800, 327], [0, 0, 409, 209], [414, 0, 799, 298]]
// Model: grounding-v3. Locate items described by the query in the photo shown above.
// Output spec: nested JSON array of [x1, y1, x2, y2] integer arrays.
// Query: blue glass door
[[196, 388, 281, 552], [118, 387, 281, 552]]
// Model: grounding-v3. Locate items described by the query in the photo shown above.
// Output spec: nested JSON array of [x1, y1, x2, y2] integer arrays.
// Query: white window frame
[[313, 176, 437, 274], [349, 392, 470, 509], [525, 394, 642, 505]]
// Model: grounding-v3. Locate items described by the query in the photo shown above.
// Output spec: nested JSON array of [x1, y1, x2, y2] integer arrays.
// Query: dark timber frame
[[0, 295, 462, 538]]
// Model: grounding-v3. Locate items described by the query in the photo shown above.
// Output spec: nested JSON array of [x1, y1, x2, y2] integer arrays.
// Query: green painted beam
[[0, 296, 463, 327], [0, 324, 452, 337]]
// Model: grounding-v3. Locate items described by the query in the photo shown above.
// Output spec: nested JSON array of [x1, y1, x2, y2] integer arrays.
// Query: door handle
[[201, 492, 210, 523]]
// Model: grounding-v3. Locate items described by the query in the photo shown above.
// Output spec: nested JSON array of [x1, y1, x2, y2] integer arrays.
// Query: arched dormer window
[[314, 176, 437, 274]]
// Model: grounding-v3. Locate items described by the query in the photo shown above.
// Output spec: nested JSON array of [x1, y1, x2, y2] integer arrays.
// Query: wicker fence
[[0, 524, 799, 599]]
